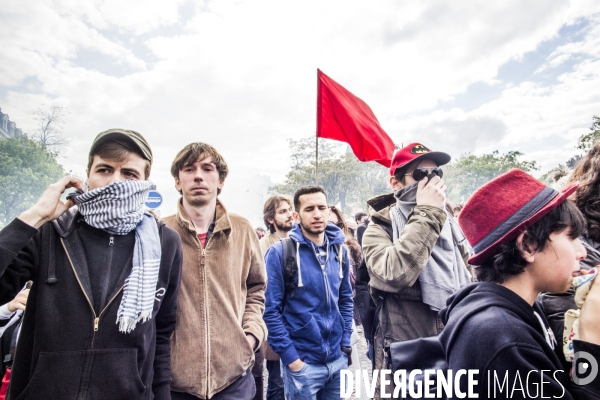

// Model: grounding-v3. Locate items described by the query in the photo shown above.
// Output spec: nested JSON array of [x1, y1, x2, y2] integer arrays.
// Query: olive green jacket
[[362, 194, 471, 371]]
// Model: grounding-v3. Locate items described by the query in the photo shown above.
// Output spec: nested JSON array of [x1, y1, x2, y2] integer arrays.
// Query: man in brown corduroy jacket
[[164, 142, 267, 400]]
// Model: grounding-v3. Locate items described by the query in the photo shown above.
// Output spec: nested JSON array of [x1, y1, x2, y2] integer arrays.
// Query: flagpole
[[316, 69, 320, 185], [315, 135, 319, 185]]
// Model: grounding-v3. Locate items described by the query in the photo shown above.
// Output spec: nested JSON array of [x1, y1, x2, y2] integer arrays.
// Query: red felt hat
[[389, 143, 451, 176], [458, 169, 579, 265]]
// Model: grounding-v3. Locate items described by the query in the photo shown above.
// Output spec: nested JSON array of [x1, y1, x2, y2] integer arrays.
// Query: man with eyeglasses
[[361, 142, 473, 399]]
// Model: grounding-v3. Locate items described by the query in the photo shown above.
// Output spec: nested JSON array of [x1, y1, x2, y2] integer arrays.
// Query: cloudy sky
[[2, 0, 600, 225]]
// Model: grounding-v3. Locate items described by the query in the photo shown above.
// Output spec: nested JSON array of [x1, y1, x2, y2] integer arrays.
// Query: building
[[0, 108, 24, 139]]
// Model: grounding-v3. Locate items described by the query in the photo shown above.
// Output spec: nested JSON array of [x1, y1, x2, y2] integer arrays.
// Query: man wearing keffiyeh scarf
[[69, 179, 161, 333], [0, 129, 182, 400]]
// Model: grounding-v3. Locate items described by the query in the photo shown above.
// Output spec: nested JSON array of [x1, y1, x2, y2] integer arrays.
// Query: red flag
[[317, 69, 395, 167]]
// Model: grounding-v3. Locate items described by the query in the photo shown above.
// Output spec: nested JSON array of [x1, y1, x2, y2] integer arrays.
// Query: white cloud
[[3, 0, 600, 220]]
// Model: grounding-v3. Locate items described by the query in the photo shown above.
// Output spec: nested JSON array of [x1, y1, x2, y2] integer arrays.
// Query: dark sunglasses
[[405, 167, 443, 182], [334, 221, 345, 228]]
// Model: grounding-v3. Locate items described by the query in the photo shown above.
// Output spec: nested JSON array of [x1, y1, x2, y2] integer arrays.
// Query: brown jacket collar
[[174, 198, 232, 237]]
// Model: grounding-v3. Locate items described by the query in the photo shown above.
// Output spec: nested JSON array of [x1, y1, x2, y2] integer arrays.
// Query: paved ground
[[261, 324, 374, 399], [348, 324, 373, 400]]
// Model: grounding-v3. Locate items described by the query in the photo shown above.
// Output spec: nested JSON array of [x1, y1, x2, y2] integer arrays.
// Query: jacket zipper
[[200, 235, 211, 398], [61, 239, 98, 346], [312, 242, 332, 361], [61, 239, 125, 345], [97, 285, 125, 330]]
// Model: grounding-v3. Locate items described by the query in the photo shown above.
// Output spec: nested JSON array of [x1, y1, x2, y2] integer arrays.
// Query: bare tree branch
[[31, 105, 70, 154]]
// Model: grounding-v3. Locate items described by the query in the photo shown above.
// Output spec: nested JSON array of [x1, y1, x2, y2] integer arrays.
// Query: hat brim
[[467, 181, 579, 265], [89, 130, 152, 162], [390, 151, 452, 175]]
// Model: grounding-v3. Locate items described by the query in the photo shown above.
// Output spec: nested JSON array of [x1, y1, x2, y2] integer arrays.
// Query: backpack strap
[[43, 224, 58, 285], [281, 238, 298, 298], [2, 315, 23, 371]]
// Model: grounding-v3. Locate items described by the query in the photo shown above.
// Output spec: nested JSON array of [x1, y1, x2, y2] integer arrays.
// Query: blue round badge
[[145, 190, 163, 209]]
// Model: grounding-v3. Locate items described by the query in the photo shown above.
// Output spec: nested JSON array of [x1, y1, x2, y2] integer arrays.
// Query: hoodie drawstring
[[339, 245, 344, 279], [534, 311, 556, 349], [296, 241, 303, 287]]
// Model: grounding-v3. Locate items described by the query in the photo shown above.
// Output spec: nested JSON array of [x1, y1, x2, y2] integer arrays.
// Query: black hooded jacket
[[0, 209, 182, 400], [439, 283, 600, 399]]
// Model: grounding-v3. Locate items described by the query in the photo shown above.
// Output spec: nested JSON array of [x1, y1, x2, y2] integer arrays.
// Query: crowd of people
[[0, 131, 599, 400]]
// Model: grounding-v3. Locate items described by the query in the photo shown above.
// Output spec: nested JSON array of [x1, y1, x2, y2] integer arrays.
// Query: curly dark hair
[[568, 143, 600, 242], [477, 200, 586, 283]]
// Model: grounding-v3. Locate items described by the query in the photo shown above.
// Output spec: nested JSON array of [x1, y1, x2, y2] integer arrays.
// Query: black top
[[0, 210, 182, 400], [78, 221, 135, 314], [439, 282, 600, 399], [356, 219, 369, 247]]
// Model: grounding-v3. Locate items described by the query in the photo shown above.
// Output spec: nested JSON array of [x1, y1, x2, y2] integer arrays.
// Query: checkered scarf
[[71, 180, 161, 333]]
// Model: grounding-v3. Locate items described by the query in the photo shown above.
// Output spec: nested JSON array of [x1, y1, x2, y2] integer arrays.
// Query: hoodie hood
[[289, 221, 346, 246], [439, 282, 548, 352], [52, 207, 80, 238]]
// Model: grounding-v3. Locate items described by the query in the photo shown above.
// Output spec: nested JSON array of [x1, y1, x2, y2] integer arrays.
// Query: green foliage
[[444, 150, 539, 203], [576, 115, 600, 152], [271, 138, 389, 212], [287, 137, 339, 170], [566, 154, 582, 169], [0, 137, 64, 227]]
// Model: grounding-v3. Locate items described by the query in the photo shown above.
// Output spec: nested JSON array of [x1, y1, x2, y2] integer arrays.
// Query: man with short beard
[[164, 142, 266, 400], [259, 195, 293, 256], [264, 185, 353, 399]]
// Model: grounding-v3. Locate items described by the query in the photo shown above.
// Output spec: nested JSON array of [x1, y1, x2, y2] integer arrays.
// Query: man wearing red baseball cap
[[361, 142, 473, 398], [438, 168, 600, 399]]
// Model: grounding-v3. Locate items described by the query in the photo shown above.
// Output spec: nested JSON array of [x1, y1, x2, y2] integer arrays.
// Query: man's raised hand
[[18, 176, 84, 228], [416, 175, 447, 209]]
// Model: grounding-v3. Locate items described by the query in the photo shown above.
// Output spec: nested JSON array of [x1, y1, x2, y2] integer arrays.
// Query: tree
[[444, 150, 539, 203], [31, 105, 69, 154], [286, 137, 340, 170], [0, 137, 64, 227], [271, 138, 389, 213], [566, 154, 582, 169], [576, 115, 600, 152]]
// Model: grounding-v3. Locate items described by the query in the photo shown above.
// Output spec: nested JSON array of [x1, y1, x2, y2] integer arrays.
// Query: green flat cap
[[89, 128, 153, 163]]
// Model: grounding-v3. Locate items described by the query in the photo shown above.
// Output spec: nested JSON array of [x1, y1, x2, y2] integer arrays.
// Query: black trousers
[[251, 348, 264, 400]]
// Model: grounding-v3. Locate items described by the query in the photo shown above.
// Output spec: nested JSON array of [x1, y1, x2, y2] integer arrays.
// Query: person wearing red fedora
[[438, 168, 600, 399], [361, 142, 473, 398]]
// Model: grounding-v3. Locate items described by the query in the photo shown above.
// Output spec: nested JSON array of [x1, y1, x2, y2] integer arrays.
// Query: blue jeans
[[281, 355, 348, 400]]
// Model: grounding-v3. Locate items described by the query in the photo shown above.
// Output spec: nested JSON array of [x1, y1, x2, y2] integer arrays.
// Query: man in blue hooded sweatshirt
[[264, 185, 354, 399]]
